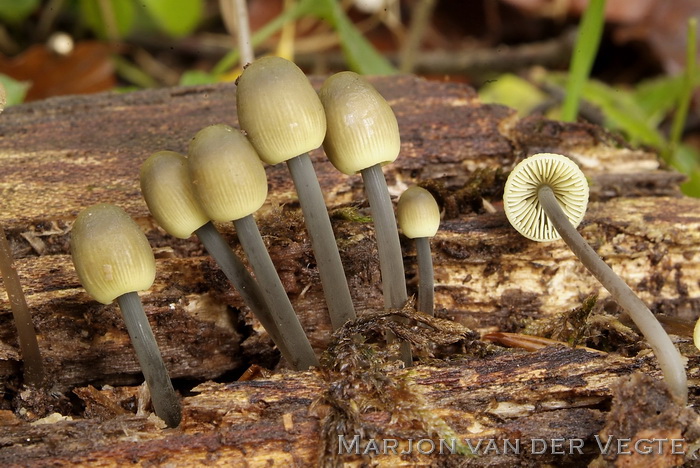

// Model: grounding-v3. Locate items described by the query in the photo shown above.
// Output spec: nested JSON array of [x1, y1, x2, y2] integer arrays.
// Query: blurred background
[[0, 0, 698, 192]]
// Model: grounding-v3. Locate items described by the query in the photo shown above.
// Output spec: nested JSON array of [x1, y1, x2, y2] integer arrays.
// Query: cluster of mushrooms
[[67, 57, 688, 428]]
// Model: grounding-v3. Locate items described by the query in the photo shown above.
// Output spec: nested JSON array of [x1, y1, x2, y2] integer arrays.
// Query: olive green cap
[[187, 124, 268, 222], [319, 72, 400, 175], [140, 150, 209, 239], [397, 186, 440, 239], [71, 203, 156, 304], [503, 153, 589, 242], [237, 56, 326, 165]]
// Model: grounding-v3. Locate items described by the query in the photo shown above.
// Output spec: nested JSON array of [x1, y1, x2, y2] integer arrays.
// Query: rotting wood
[[1, 76, 699, 466]]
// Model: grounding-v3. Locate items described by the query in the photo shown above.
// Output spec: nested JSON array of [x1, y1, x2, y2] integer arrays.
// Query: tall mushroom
[[236, 56, 355, 330], [70, 203, 181, 427], [140, 150, 292, 363], [187, 124, 318, 370], [319, 71, 411, 363], [397, 186, 440, 316], [503, 152, 687, 404]]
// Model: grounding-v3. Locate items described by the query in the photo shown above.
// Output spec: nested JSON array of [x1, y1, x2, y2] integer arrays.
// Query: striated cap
[[140, 150, 209, 239], [236, 56, 326, 165], [319, 72, 400, 175], [503, 153, 589, 242], [397, 186, 441, 239], [71, 203, 156, 304], [187, 124, 268, 222]]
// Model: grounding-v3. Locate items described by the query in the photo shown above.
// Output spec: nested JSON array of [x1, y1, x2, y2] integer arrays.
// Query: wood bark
[[0, 76, 699, 466]]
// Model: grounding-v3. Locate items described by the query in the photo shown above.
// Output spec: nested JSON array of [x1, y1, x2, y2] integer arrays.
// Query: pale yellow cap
[[71, 203, 156, 304], [503, 153, 589, 242], [319, 72, 400, 175], [140, 150, 209, 239], [187, 124, 268, 222], [397, 186, 440, 239], [237, 56, 326, 165], [694, 317, 700, 351]]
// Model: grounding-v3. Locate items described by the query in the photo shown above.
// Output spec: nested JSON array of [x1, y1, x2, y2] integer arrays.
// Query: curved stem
[[0, 225, 44, 387], [233, 215, 319, 370], [195, 222, 289, 357], [361, 164, 412, 365], [287, 154, 356, 330], [117, 292, 181, 427], [538, 185, 687, 403], [415, 237, 434, 316]]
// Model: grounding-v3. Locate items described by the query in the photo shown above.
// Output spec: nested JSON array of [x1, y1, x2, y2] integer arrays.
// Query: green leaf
[[140, 0, 202, 37], [79, 0, 136, 40], [0, 0, 39, 24], [479, 74, 547, 116], [179, 70, 218, 86], [579, 79, 666, 148], [314, 0, 396, 75], [561, 0, 606, 121], [0, 73, 30, 107]]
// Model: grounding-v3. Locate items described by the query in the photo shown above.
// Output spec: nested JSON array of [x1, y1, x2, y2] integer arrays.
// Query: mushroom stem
[[414, 236, 434, 316], [0, 225, 44, 387], [287, 153, 356, 330], [361, 164, 407, 309], [361, 164, 412, 364], [116, 291, 181, 427], [232, 214, 319, 370], [538, 184, 687, 404], [194, 221, 289, 357]]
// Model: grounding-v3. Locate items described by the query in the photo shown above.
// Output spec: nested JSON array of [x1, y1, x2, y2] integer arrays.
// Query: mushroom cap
[[319, 71, 400, 175], [236, 56, 326, 165], [397, 186, 440, 239], [140, 150, 209, 239], [694, 317, 700, 351], [187, 124, 268, 222], [503, 153, 589, 242], [71, 203, 156, 304]]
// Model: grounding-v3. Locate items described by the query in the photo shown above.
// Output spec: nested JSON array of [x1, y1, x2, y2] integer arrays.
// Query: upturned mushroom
[[397, 186, 440, 316], [70, 203, 181, 427], [187, 124, 318, 370], [139, 150, 291, 362], [319, 71, 411, 363], [503, 152, 687, 404], [236, 56, 355, 330]]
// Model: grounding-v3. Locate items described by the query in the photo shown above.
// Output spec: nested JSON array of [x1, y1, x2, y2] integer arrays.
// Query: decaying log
[[1, 76, 699, 466]]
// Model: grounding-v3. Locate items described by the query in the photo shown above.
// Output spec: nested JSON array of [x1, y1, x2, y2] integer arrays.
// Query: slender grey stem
[[0, 225, 44, 387], [415, 237, 434, 316], [117, 292, 181, 427], [195, 221, 289, 355], [361, 164, 412, 364], [538, 185, 687, 403], [287, 154, 356, 330], [233, 215, 319, 370]]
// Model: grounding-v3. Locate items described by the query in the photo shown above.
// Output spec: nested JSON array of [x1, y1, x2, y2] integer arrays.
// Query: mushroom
[[139, 150, 291, 362], [397, 186, 440, 316], [319, 71, 411, 363], [503, 152, 687, 403], [70, 203, 181, 427], [0, 225, 44, 386], [187, 124, 318, 370], [236, 56, 355, 330]]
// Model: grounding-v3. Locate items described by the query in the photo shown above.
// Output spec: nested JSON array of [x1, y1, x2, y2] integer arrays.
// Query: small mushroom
[[319, 71, 411, 363], [139, 150, 291, 361], [397, 186, 440, 316], [187, 124, 318, 370], [503, 152, 687, 404], [70, 203, 181, 427], [236, 56, 355, 330]]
